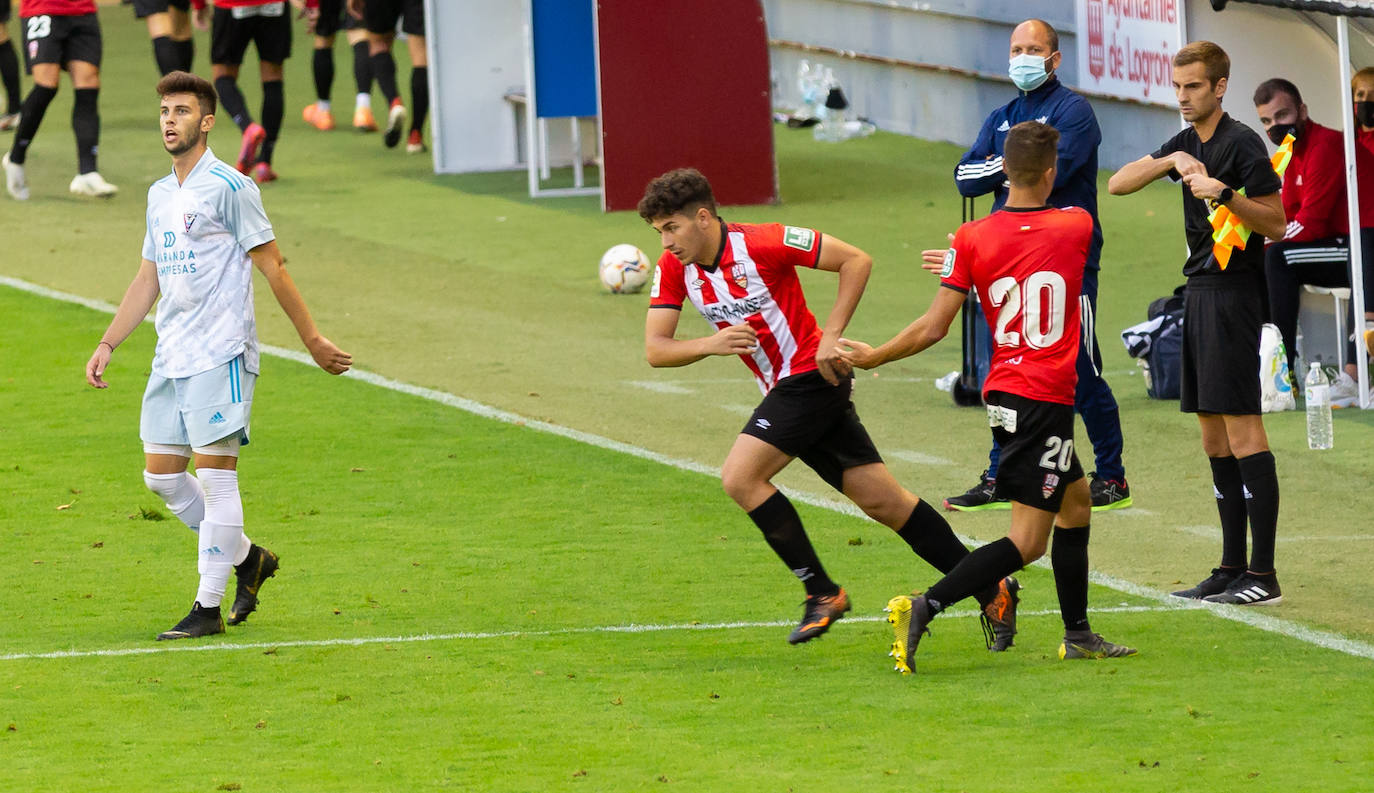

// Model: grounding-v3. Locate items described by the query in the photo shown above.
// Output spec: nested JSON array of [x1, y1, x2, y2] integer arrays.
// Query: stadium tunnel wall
[[763, 0, 1374, 170]]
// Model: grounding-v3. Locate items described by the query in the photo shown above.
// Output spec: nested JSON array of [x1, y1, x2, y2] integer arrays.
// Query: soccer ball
[[599, 244, 652, 294]]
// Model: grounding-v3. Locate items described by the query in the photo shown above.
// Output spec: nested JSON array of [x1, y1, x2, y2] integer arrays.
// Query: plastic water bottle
[[814, 69, 848, 142], [1304, 362, 1334, 450], [796, 61, 822, 120]]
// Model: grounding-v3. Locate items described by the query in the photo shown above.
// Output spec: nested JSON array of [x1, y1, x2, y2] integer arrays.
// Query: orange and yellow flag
[[1208, 133, 1294, 269]]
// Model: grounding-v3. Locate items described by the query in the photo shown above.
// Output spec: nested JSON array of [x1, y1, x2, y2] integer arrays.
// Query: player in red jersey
[[641, 168, 1021, 648], [2, 0, 117, 200], [841, 122, 1135, 674]]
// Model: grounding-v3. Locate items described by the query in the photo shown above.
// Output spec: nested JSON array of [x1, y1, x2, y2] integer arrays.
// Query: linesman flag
[[1208, 133, 1294, 270]]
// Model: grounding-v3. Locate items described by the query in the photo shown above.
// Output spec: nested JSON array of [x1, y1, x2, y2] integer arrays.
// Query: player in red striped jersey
[[842, 122, 1135, 673], [641, 168, 1020, 648], [2, 0, 117, 200]]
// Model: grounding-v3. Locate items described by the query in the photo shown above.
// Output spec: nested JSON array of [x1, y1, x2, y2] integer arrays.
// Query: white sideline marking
[[720, 403, 758, 416], [889, 450, 955, 466], [1175, 524, 1374, 543], [4, 275, 1373, 663], [0, 605, 1176, 662], [623, 380, 695, 395]]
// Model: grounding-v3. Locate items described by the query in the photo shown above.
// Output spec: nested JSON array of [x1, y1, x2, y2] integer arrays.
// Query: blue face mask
[[1009, 54, 1051, 92]]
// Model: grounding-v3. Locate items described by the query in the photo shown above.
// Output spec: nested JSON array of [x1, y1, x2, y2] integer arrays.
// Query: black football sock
[[312, 47, 334, 103], [213, 76, 252, 130], [72, 88, 99, 173], [747, 490, 837, 597], [1209, 455, 1249, 570], [0, 39, 19, 114], [409, 65, 428, 132], [1051, 525, 1091, 633], [10, 84, 57, 164], [351, 41, 372, 94], [895, 498, 969, 573], [924, 537, 1023, 614], [1237, 451, 1279, 574], [370, 50, 398, 104], [152, 35, 180, 76], [175, 38, 194, 73], [259, 79, 283, 163]]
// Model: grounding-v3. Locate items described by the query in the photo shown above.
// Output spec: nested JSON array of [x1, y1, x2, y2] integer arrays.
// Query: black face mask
[[1266, 121, 1300, 146], [1357, 101, 1374, 128]]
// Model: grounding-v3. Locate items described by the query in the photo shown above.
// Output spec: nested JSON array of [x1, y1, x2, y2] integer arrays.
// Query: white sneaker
[[1329, 371, 1359, 408], [69, 171, 118, 198], [2, 151, 28, 200], [0, 112, 19, 131]]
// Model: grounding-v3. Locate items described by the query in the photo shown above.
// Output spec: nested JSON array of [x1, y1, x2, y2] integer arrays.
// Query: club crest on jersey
[[731, 263, 748, 289], [1041, 473, 1060, 500], [184, 213, 198, 232], [782, 226, 815, 251], [940, 248, 956, 278]]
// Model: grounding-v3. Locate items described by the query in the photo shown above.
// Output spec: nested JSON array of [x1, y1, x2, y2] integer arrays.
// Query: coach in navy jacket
[[946, 18, 1130, 509]]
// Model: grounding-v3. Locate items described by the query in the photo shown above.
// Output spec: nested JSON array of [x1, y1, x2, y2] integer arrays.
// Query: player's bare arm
[[918, 233, 957, 274], [839, 285, 964, 370], [86, 259, 161, 389], [644, 307, 757, 367], [1107, 152, 1202, 195], [812, 235, 872, 385], [1181, 176, 1287, 240], [248, 241, 352, 375]]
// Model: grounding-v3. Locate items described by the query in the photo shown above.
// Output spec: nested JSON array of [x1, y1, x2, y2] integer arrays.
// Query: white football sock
[[195, 468, 247, 608], [143, 471, 204, 533], [356, 92, 370, 109]]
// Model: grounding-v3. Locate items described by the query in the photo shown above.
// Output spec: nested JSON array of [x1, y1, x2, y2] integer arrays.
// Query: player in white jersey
[[84, 71, 351, 641]]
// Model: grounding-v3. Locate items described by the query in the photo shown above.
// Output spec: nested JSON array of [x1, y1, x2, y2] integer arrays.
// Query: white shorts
[[140, 355, 255, 448]]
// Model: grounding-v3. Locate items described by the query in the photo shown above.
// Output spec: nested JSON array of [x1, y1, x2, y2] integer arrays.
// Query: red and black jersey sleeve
[[19, 0, 97, 15], [648, 250, 686, 310], [938, 222, 975, 294]]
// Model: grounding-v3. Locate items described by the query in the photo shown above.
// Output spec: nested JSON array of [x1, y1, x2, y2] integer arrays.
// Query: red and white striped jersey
[[940, 206, 1091, 405], [650, 221, 824, 393], [19, 0, 96, 15]]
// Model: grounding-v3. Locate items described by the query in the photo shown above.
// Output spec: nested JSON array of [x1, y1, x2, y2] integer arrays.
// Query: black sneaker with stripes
[[1203, 574, 1282, 606]]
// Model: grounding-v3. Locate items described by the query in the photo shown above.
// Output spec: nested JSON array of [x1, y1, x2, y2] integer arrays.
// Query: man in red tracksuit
[[1253, 77, 1365, 398]]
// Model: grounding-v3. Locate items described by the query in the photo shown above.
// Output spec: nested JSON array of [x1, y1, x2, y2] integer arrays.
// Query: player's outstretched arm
[[248, 241, 352, 375], [839, 286, 964, 370], [813, 235, 872, 384], [645, 307, 757, 367], [1108, 153, 1197, 196], [86, 259, 161, 389]]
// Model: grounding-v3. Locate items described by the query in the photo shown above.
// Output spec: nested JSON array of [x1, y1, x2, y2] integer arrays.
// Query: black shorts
[[132, 0, 191, 19], [0, 0, 10, 24], [740, 371, 883, 492], [20, 13, 101, 71], [987, 391, 1084, 513], [314, 0, 360, 37], [362, 0, 424, 37], [1180, 279, 1263, 415], [210, 4, 292, 65]]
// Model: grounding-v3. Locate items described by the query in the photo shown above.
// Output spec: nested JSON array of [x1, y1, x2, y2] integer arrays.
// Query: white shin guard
[[143, 471, 205, 533], [195, 468, 250, 606]]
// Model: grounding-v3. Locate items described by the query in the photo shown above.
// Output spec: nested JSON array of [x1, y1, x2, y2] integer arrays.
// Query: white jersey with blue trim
[[141, 148, 275, 379]]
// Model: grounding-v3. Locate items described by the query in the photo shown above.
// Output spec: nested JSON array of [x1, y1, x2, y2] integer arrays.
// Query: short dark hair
[[637, 168, 718, 222], [156, 70, 216, 117], [1003, 121, 1059, 187], [1174, 41, 1229, 87], [1253, 78, 1302, 108], [1023, 18, 1059, 53]]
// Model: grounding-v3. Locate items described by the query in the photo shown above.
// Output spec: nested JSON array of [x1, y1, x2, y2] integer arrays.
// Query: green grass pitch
[[1, 7, 1373, 791]]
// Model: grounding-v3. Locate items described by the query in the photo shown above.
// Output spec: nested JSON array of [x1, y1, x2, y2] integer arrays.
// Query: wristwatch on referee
[[1215, 186, 1234, 206]]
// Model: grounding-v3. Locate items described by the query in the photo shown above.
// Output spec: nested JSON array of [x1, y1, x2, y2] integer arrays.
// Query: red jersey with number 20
[[940, 206, 1091, 405], [650, 221, 824, 394]]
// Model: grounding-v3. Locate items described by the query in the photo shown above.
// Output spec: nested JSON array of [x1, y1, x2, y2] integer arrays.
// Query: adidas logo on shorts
[[209, 411, 226, 425]]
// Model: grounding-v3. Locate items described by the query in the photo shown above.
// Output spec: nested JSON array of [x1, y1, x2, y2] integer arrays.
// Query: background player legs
[[211, 63, 267, 175], [366, 31, 405, 148], [404, 32, 425, 152], [348, 31, 373, 129], [0, 25, 21, 126], [255, 60, 284, 181], [145, 8, 194, 76], [68, 60, 100, 176]]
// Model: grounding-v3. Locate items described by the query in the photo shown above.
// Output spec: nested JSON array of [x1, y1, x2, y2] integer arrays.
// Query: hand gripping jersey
[[649, 221, 824, 394], [940, 206, 1091, 405], [141, 148, 275, 379]]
